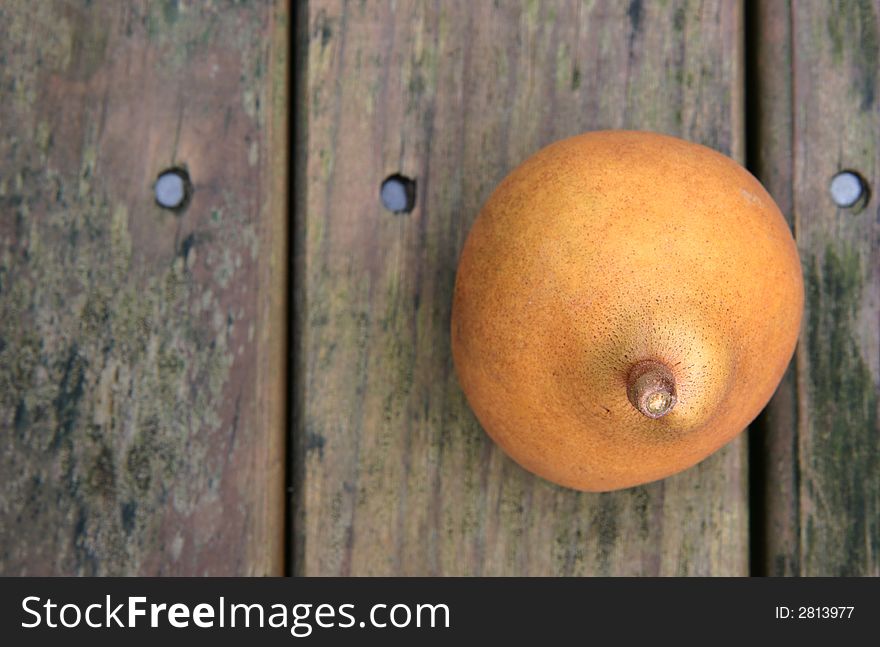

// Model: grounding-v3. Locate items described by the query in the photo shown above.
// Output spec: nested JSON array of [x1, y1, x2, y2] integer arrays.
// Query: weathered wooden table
[[1, 1, 877, 576]]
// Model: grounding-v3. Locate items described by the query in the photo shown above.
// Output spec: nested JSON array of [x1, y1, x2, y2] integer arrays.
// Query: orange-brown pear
[[451, 130, 803, 492]]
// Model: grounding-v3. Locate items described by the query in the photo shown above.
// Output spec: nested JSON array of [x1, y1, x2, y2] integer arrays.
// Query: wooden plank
[[757, 0, 880, 576], [296, 0, 747, 575], [748, 0, 800, 576], [0, 0, 288, 575]]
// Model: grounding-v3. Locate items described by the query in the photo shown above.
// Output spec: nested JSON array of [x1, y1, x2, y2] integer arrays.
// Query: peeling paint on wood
[[295, 0, 747, 575], [0, 0, 288, 575]]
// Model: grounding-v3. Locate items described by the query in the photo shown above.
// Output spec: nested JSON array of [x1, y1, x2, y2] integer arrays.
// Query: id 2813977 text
[[775, 607, 854, 620]]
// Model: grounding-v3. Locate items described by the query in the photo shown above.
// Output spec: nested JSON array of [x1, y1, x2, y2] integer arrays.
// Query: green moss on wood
[[826, 0, 878, 109], [804, 246, 879, 575], [0, 0, 284, 575]]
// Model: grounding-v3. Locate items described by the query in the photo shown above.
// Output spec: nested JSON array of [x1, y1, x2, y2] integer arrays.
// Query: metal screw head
[[829, 171, 865, 209], [380, 174, 416, 213], [155, 168, 191, 210]]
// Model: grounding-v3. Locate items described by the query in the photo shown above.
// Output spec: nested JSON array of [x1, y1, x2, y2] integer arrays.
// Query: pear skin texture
[[451, 130, 804, 492]]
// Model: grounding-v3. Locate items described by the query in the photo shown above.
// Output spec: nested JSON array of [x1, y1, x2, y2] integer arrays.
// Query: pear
[[451, 131, 803, 492]]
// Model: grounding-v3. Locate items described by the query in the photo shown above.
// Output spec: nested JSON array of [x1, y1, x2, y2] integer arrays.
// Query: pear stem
[[627, 360, 677, 419]]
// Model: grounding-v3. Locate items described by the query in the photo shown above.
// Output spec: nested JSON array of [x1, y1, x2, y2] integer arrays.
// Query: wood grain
[[0, 0, 288, 575], [295, 0, 748, 576], [756, 0, 880, 576], [748, 0, 800, 576]]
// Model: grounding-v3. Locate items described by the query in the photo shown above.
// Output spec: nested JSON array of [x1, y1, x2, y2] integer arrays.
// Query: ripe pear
[[451, 130, 803, 492]]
